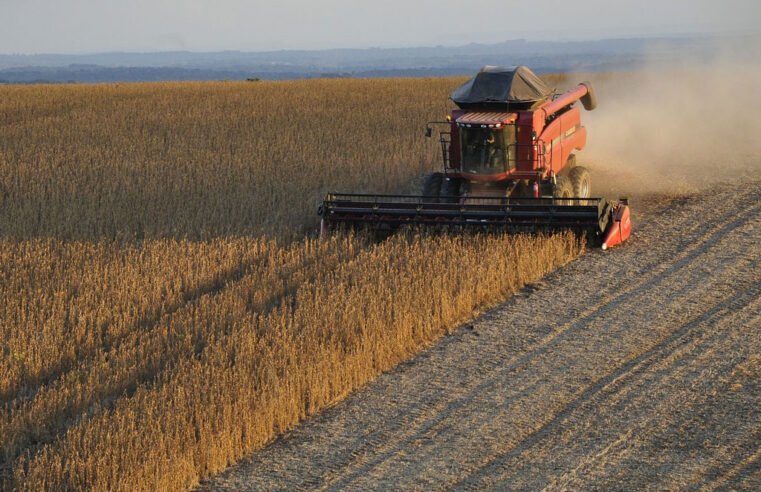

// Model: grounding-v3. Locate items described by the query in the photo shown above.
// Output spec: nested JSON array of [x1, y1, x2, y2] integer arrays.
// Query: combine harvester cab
[[320, 65, 631, 249]]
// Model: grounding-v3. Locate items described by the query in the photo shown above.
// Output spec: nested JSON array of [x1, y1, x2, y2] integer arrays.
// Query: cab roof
[[456, 112, 516, 127]]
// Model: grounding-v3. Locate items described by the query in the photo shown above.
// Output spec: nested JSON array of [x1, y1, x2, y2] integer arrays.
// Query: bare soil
[[201, 182, 761, 491]]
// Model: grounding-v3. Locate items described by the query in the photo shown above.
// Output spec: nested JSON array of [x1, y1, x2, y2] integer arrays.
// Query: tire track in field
[[201, 183, 761, 491], [454, 281, 761, 490], [537, 354, 761, 491], [714, 450, 761, 491], [544, 317, 761, 491], [549, 323, 761, 492]]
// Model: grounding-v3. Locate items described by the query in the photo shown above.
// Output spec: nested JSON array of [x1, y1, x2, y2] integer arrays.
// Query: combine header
[[319, 65, 631, 249]]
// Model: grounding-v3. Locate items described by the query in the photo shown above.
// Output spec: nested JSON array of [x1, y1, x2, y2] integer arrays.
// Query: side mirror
[[425, 127, 433, 138]]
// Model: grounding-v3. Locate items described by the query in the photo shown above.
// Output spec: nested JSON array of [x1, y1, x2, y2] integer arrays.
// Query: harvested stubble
[[0, 77, 579, 490]]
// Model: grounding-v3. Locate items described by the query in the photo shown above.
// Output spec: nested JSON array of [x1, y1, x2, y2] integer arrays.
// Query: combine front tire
[[554, 175, 574, 204], [569, 166, 591, 198], [440, 177, 462, 203], [422, 172, 443, 202]]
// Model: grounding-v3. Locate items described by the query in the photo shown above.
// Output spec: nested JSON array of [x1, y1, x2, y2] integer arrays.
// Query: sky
[[1, 0, 759, 54]]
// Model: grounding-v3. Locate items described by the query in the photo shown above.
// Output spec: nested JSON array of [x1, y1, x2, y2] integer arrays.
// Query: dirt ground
[[200, 181, 761, 491]]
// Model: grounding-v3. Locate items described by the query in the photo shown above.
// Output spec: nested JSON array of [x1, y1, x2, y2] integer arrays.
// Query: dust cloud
[[576, 38, 761, 198]]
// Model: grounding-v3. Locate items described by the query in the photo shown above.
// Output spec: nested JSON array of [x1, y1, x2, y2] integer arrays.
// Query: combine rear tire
[[554, 175, 574, 204], [440, 177, 462, 203], [421, 172, 443, 202], [569, 166, 591, 198]]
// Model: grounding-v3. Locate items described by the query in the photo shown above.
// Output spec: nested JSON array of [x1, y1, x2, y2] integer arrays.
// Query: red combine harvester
[[320, 65, 631, 249]]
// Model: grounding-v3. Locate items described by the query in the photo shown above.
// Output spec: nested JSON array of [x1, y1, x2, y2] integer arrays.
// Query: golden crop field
[[0, 78, 579, 490]]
